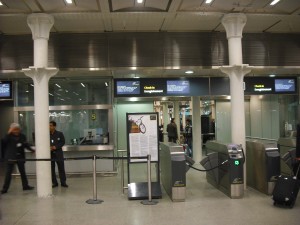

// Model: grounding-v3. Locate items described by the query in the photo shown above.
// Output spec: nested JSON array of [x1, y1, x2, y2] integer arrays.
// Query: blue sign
[[275, 79, 296, 92], [167, 80, 190, 94], [116, 81, 140, 95], [0, 83, 11, 98]]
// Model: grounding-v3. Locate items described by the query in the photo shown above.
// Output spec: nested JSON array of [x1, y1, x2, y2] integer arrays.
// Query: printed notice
[[128, 114, 158, 162]]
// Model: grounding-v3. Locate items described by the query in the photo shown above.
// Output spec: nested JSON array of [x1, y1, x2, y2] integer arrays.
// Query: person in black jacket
[[49, 121, 68, 188], [1, 123, 35, 194], [167, 118, 178, 143]]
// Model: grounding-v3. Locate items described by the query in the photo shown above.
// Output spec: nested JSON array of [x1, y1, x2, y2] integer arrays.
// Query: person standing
[[1, 123, 35, 194], [184, 119, 193, 157], [49, 121, 68, 188], [167, 118, 178, 143]]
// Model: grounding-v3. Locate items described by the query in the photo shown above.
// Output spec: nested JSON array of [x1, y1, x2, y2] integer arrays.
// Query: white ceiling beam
[[159, 0, 182, 31], [99, 0, 112, 31]]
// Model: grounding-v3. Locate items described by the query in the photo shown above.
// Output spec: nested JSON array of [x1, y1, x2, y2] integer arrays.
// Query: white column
[[221, 13, 252, 189], [192, 96, 202, 163], [162, 102, 169, 143], [22, 13, 58, 198], [174, 101, 180, 142]]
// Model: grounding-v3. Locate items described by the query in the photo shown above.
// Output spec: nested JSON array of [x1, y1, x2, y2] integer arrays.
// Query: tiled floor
[[0, 163, 299, 225]]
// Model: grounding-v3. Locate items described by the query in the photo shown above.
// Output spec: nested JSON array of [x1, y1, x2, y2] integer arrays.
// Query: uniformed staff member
[[1, 123, 35, 194], [50, 121, 68, 188]]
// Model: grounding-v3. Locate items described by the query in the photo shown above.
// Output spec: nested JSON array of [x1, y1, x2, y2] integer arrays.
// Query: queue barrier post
[[141, 154, 158, 205], [86, 155, 103, 204]]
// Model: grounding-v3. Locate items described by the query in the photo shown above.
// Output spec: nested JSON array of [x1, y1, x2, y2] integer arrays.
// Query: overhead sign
[[167, 80, 190, 95], [0, 81, 13, 100], [274, 79, 296, 93], [116, 81, 140, 95]]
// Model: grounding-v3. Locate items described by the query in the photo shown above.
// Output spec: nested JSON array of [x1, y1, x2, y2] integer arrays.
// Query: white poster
[[128, 113, 158, 162]]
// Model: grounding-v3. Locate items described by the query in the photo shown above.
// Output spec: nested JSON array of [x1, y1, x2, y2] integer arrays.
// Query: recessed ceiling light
[[55, 83, 61, 88], [270, 0, 280, 6], [205, 0, 213, 4], [137, 0, 144, 4], [185, 70, 194, 74], [0, 1, 3, 6], [65, 0, 73, 4], [81, 83, 86, 87], [269, 74, 276, 77]]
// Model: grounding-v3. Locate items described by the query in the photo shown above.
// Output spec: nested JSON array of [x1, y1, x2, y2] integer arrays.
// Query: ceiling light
[[0, 1, 3, 6], [269, 74, 276, 77], [65, 0, 73, 4], [137, 0, 144, 4], [55, 83, 61, 88], [105, 82, 108, 87], [49, 93, 54, 96], [270, 0, 280, 6], [205, 0, 213, 4], [185, 70, 194, 74], [81, 83, 85, 87]]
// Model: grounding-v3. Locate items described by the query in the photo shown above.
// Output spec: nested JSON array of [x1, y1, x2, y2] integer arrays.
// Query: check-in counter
[[277, 137, 296, 175], [24, 145, 115, 174]]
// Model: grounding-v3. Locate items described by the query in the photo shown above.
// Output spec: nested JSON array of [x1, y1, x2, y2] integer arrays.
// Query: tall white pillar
[[220, 13, 252, 189], [22, 13, 58, 198], [192, 96, 202, 163], [174, 101, 180, 142], [162, 102, 169, 143]]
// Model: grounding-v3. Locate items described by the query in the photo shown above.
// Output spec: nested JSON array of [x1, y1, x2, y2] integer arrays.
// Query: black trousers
[[51, 150, 67, 185], [168, 137, 177, 143], [2, 161, 29, 191]]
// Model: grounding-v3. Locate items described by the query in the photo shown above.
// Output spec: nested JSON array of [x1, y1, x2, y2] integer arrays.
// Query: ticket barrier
[[160, 142, 192, 201], [246, 140, 280, 195], [277, 137, 296, 175], [201, 141, 244, 199]]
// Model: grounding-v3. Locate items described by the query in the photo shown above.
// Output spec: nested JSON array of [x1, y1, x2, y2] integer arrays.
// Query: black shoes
[[52, 184, 58, 188], [23, 186, 34, 191], [61, 183, 68, 188], [1, 189, 7, 194]]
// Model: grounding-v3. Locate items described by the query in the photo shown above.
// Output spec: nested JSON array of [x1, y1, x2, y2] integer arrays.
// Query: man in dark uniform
[[184, 119, 193, 157], [167, 118, 178, 143], [1, 123, 35, 194], [49, 121, 68, 188]]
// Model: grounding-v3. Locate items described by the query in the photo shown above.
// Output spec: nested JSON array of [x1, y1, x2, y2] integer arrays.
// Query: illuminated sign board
[[275, 79, 296, 93], [116, 81, 140, 95], [0, 81, 13, 100], [167, 80, 190, 95]]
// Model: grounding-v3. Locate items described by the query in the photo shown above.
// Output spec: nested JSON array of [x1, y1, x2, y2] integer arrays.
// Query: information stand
[[126, 112, 162, 200]]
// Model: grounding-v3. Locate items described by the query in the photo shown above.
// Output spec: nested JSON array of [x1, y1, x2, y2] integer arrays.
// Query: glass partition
[[15, 78, 111, 106], [18, 107, 111, 145]]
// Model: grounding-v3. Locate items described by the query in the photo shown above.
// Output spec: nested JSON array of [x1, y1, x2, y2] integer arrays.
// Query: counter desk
[[24, 145, 115, 175]]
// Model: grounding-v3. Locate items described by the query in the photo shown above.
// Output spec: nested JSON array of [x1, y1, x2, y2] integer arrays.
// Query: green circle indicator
[[234, 160, 240, 166]]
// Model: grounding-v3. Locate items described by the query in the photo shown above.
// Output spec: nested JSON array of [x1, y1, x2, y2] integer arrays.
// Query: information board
[[274, 79, 296, 93], [0, 81, 12, 99], [127, 112, 159, 163], [116, 80, 140, 95], [167, 80, 190, 95]]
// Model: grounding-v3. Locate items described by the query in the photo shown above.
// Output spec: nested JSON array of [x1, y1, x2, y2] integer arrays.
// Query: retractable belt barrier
[[0, 155, 153, 205]]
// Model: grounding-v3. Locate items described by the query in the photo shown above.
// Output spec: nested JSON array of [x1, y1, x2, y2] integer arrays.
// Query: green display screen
[[234, 160, 240, 166]]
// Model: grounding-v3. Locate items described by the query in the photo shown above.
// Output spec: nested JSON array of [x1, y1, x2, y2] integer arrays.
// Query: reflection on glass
[[15, 78, 111, 106], [18, 109, 109, 145]]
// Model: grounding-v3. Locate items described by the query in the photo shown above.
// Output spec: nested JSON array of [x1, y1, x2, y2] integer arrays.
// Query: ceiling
[[0, 0, 300, 34], [0, 0, 300, 79]]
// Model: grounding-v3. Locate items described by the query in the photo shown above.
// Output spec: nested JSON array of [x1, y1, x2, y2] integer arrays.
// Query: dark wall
[[1, 32, 300, 70], [0, 101, 14, 158]]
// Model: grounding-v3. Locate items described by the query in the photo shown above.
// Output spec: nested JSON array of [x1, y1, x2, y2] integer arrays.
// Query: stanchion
[[141, 154, 158, 205], [117, 150, 128, 194], [86, 155, 103, 204]]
